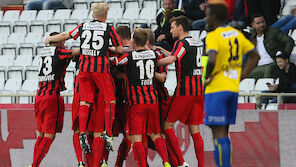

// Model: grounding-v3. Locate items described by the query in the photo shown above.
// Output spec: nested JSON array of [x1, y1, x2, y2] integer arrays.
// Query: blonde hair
[[91, 3, 109, 19]]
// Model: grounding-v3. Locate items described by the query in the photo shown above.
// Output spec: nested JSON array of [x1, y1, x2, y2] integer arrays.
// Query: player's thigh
[[204, 92, 230, 126], [92, 72, 116, 102], [187, 95, 204, 125], [88, 92, 105, 133], [226, 92, 239, 124], [166, 96, 192, 123], [129, 104, 147, 135], [78, 72, 96, 103], [147, 104, 161, 134], [43, 96, 63, 134]]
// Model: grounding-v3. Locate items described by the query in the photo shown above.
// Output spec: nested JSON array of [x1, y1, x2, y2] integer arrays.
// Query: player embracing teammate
[[45, 2, 123, 167]]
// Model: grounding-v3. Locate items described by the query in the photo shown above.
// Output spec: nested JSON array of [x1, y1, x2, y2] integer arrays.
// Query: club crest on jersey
[[221, 30, 238, 38], [83, 22, 107, 31]]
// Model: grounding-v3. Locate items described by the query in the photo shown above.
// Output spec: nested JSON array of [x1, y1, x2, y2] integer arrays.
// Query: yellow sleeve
[[205, 32, 219, 54], [241, 35, 255, 55]]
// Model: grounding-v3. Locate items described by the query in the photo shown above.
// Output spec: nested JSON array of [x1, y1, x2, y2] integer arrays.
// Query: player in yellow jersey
[[204, 1, 260, 167]]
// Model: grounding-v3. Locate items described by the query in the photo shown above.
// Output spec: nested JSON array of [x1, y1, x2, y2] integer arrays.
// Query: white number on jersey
[[136, 60, 155, 79], [38, 56, 53, 75], [81, 30, 104, 50]]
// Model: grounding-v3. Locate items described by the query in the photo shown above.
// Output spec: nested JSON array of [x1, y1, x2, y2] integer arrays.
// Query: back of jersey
[[172, 37, 203, 96], [205, 26, 255, 94], [125, 50, 158, 104]]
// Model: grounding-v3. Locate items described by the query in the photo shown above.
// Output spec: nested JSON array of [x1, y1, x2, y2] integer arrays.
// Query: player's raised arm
[[45, 32, 72, 45], [241, 50, 260, 80]]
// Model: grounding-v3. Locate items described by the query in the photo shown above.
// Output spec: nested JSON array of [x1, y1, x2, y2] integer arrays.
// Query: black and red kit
[[116, 50, 160, 105], [171, 36, 204, 96], [37, 46, 73, 96], [69, 20, 122, 73]]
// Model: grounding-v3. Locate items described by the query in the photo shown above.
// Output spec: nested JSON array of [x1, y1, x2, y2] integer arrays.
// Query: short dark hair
[[250, 13, 264, 23], [276, 51, 290, 60], [170, 15, 190, 32], [49, 32, 59, 45], [116, 26, 131, 40], [50, 32, 59, 36], [207, 3, 228, 23], [133, 28, 148, 47]]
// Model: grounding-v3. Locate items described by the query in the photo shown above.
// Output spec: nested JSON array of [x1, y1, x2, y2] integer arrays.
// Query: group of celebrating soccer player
[[30, 0, 260, 167]]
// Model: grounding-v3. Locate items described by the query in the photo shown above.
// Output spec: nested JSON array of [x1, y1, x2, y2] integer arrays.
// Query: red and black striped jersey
[[171, 36, 204, 96], [69, 20, 122, 73], [37, 46, 73, 96], [74, 60, 80, 93], [115, 50, 159, 105], [155, 49, 169, 101]]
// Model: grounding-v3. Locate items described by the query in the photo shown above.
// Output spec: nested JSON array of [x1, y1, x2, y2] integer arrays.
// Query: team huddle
[[30, 1, 260, 167]]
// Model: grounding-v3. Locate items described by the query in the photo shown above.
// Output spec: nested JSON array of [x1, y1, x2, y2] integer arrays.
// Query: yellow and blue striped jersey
[[205, 26, 255, 94]]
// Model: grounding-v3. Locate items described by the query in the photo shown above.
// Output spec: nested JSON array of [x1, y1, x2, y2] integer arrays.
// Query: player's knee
[[44, 133, 55, 139], [38, 132, 44, 138], [149, 133, 161, 141], [164, 121, 174, 130], [93, 132, 102, 138], [106, 100, 116, 104], [131, 134, 142, 143], [80, 101, 90, 107], [189, 125, 200, 134], [74, 129, 80, 134]]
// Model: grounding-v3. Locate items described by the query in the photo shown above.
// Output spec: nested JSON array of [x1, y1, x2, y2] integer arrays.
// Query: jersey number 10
[[136, 60, 155, 79]]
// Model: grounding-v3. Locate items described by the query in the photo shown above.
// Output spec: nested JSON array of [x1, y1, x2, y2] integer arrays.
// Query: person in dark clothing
[[155, 0, 184, 51], [182, 0, 206, 30], [268, 51, 296, 103], [246, 0, 280, 26], [262, 51, 296, 107]]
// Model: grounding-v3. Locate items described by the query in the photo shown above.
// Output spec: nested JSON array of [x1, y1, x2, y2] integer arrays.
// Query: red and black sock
[[154, 137, 169, 163], [73, 133, 83, 162], [164, 128, 185, 166], [104, 103, 115, 136], [132, 142, 147, 167], [93, 137, 105, 166], [32, 137, 53, 167], [79, 105, 90, 134], [165, 138, 179, 166], [33, 136, 43, 160], [192, 132, 204, 167]]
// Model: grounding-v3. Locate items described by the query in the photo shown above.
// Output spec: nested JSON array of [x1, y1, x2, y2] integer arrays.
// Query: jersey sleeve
[[171, 40, 186, 58], [116, 52, 129, 65], [205, 32, 219, 54], [156, 50, 167, 73], [69, 24, 82, 40], [241, 35, 255, 55], [109, 26, 122, 47], [57, 47, 73, 60]]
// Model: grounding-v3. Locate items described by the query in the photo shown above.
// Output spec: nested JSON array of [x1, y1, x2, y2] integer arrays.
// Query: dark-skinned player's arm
[[240, 50, 260, 81], [204, 51, 216, 86]]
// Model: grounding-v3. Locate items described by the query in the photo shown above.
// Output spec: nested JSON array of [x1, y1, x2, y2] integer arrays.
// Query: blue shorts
[[204, 91, 238, 125]]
